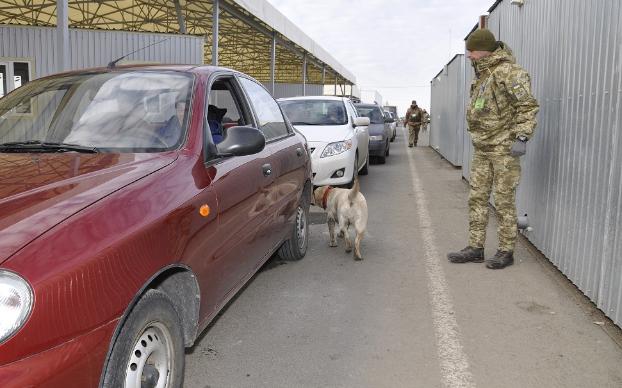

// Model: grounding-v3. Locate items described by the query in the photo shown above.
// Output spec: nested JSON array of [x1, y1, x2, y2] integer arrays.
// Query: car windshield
[[0, 71, 193, 153], [355, 105, 384, 124], [279, 100, 347, 126]]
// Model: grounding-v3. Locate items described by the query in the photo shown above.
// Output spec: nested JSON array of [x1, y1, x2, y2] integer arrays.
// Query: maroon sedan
[[0, 65, 311, 387]]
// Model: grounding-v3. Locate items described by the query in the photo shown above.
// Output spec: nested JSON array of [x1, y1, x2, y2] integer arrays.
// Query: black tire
[[390, 130, 396, 142], [277, 196, 310, 261], [102, 290, 185, 388], [377, 154, 386, 164], [359, 151, 369, 175], [386, 141, 390, 157]]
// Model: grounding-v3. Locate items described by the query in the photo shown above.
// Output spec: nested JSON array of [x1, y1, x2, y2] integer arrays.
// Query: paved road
[[184, 127, 622, 388]]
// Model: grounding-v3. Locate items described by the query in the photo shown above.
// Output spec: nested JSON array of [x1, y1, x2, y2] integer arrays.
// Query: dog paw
[[345, 247, 352, 253], [354, 256, 363, 261], [329, 242, 338, 247]]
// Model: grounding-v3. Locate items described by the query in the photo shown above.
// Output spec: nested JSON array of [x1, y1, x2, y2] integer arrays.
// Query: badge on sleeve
[[474, 98, 485, 110], [511, 80, 529, 100]]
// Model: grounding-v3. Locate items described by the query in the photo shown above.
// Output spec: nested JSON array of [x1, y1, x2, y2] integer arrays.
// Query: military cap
[[466, 28, 498, 52]]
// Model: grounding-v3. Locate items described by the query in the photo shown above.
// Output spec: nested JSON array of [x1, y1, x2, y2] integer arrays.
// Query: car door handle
[[296, 147, 303, 157], [262, 163, 272, 177]]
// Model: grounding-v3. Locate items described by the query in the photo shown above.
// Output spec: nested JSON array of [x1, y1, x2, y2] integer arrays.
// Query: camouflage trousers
[[468, 150, 521, 252], [408, 124, 421, 146]]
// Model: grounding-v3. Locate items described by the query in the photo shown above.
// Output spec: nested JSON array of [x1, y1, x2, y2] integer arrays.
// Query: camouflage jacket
[[405, 106, 424, 126], [467, 42, 539, 152]]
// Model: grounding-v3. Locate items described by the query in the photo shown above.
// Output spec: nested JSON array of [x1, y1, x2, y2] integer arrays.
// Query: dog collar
[[322, 186, 333, 209]]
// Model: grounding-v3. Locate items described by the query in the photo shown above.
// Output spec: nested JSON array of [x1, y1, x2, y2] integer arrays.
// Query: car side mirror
[[353, 117, 370, 127], [216, 126, 266, 156], [384, 117, 392, 123]]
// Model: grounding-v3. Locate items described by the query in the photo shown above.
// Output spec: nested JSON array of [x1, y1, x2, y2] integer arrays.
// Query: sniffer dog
[[313, 179, 368, 260]]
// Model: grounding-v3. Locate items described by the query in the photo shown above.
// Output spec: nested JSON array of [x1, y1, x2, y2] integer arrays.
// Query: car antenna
[[107, 38, 170, 69]]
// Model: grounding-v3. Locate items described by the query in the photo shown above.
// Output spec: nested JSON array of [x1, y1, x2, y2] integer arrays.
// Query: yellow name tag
[[474, 98, 485, 110]]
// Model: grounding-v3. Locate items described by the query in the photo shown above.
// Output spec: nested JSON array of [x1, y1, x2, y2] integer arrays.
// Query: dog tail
[[348, 177, 360, 203]]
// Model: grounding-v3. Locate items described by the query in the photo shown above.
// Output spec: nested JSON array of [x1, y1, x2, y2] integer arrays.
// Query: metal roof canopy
[[0, 0, 356, 94]]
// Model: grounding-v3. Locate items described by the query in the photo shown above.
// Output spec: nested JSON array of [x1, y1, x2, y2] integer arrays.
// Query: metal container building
[[432, 0, 622, 326], [430, 54, 466, 166]]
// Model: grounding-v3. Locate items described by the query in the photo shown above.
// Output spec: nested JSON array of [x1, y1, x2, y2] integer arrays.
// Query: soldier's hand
[[510, 139, 527, 157]]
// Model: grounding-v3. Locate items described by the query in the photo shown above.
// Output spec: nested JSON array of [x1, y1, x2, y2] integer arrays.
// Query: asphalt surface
[[184, 126, 622, 388]]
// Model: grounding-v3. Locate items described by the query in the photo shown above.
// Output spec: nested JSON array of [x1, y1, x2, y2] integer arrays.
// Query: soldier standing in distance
[[447, 28, 539, 269], [421, 109, 430, 132], [405, 100, 424, 147]]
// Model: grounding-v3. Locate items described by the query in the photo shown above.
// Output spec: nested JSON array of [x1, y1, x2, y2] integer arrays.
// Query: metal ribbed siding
[[430, 55, 466, 166], [262, 82, 324, 98], [0, 25, 204, 78], [461, 66, 474, 181], [445, 0, 622, 326]]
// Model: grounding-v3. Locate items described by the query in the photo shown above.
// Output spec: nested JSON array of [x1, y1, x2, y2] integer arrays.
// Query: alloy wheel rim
[[296, 206, 308, 254], [125, 322, 174, 388]]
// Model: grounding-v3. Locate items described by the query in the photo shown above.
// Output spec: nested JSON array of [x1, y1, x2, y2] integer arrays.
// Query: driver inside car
[[155, 100, 186, 148]]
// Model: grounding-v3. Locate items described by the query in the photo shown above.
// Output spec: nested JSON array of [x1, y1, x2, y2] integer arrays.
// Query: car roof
[[277, 95, 350, 102], [36, 64, 250, 81], [355, 103, 382, 109]]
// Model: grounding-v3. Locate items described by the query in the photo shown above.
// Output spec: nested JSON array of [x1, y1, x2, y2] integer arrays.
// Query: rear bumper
[[369, 140, 386, 156], [0, 319, 117, 388]]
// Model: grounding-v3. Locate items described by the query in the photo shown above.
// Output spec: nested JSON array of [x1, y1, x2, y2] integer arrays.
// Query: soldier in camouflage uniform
[[405, 100, 424, 147], [447, 28, 539, 269], [421, 109, 430, 131]]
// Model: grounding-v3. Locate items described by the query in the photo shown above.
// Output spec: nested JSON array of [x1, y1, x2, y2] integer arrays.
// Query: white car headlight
[[0, 271, 33, 343], [321, 139, 352, 158], [369, 135, 384, 141]]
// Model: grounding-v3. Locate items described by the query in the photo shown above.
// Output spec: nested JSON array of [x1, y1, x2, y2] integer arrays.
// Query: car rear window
[[355, 105, 384, 124], [279, 100, 347, 126], [0, 71, 193, 153]]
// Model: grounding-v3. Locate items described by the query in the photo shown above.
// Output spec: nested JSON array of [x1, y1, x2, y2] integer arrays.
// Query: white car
[[385, 111, 397, 142], [279, 96, 370, 187]]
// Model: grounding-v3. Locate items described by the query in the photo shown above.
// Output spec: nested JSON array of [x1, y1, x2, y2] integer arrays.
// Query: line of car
[[0, 64, 398, 387], [278, 96, 397, 188]]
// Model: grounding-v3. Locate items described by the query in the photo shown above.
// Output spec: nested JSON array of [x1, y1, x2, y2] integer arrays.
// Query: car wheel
[[277, 197, 309, 261], [377, 154, 386, 164], [386, 141, 390, 157], [102, 290, 184, 388], [359, 150, 369, 176], [390, 130, 396, 142]]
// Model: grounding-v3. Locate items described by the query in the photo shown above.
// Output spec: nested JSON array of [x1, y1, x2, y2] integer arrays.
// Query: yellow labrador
[[313, 179, 368, 260]]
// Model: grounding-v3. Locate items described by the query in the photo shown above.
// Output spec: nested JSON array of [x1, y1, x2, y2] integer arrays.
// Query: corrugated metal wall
[[0, 25, 204, 78], [433, 0, 622, 326], [430, 54, 466, 166], [262, 82, 324, 99], [461, 62, 475, 180]]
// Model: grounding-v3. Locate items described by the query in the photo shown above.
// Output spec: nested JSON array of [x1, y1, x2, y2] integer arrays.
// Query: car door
[[383, 111, 392, 142], [237, 76, 307, 252], [347, 100, 369, 169], [190, 73, 275, 317]]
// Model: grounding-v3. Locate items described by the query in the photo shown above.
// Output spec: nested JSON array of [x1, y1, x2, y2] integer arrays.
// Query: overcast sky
[[266, 0, 494, 116]]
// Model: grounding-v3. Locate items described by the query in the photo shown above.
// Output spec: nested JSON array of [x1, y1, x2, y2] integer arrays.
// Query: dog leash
[[322, 186, 333, 209]]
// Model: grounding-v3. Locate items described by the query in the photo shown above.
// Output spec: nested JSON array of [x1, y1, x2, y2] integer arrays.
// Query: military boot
[[485, 250, 514, 269], [447, 246, 484, 263]]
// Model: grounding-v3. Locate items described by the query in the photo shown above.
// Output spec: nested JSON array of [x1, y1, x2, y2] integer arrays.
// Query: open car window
[[205, 77, 252, 152], [354, 105, 384, 124], [0, 71, 193, 153]]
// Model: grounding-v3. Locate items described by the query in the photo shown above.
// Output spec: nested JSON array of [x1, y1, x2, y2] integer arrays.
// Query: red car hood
[[0, 152, 177, 263]]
